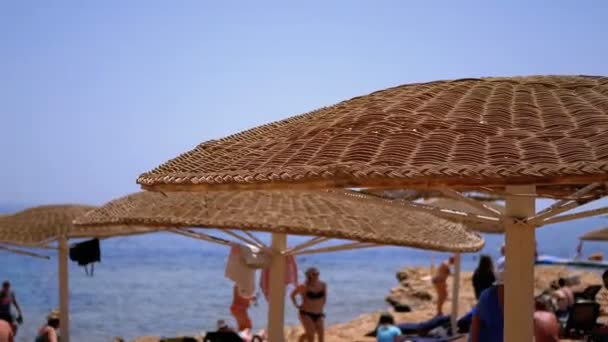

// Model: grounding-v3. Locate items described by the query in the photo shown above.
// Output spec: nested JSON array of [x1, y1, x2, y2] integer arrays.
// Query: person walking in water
[[291, 267, 327, 342], [0, 281, 22, 337], [230, 285, 256, 332], [432, 255, 454, 316]]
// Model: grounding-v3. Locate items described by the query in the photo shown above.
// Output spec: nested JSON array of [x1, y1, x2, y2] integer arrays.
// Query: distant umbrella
[[580, 226, 608, 241], [74, 189, 484, 252], [0, 205, 157, 342]]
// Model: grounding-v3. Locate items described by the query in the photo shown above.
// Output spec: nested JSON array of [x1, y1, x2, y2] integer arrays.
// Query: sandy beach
[[286, 265, 607, 342], [131, 265, 606, 342]]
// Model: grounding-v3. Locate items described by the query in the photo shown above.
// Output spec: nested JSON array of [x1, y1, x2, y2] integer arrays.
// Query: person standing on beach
[[472, 255, 496, 300], [470, 275, 504, 342], [496, 244, 506, 273], [0, 281, 22, 337], [35, 310, 60, 342], [432, 255, 454, 316], [230, 285, 256, 332], [291, 267, 327, 342]]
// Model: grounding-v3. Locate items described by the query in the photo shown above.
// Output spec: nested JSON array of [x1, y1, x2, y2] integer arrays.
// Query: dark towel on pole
[[69, 238, 101, 276]]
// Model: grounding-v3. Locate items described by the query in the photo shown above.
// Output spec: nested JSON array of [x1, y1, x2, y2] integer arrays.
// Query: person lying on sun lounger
[[375, 312, 402, 342]]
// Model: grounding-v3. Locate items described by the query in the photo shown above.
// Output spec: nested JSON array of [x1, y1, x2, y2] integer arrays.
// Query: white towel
[[225, 244, 262, 295]]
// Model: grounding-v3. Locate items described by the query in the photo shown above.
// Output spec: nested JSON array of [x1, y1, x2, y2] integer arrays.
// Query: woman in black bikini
[[290, 267, 327, 342]]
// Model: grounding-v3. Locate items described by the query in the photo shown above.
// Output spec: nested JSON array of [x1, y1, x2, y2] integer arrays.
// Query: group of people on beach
[[371, 247, 564, 342], [431, 249, 560, 342], [224, 267, 327, 342], [0, 280, 61, 342]]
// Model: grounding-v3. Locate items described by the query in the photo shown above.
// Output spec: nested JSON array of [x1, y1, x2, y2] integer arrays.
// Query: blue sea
[[1, 214, 608, 341]]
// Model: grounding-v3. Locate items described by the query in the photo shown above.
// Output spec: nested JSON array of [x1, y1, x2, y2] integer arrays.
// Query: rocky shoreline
[[133, 265, 607, 342]]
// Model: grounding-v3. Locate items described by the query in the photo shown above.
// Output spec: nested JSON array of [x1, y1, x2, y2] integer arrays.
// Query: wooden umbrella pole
[[267, 233, 287, 342], [450, 253, 461, 335], [58, 235, 70, 342], [504, 185, 535, 342]]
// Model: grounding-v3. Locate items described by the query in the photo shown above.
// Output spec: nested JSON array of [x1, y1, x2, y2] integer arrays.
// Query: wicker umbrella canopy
[[580, 226, 608, 241], [0, 205, 154, 246], [74, 190, 484, 252], [138, 75, 608, 196]]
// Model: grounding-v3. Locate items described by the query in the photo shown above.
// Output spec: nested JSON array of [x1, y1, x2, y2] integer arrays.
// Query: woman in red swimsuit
[[290, 267, 327, 342], [230, 285, 256, 331]]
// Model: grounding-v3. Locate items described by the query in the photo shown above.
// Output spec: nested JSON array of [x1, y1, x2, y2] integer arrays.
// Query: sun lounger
[[575, 285, 603, 301], [397, 315, 451, 335], [396, 334, 466, 342], [203, 331, 243, 342], [366, 315, 451, 337], [202, 331, 264, 342], [562, 301, 600, 338]]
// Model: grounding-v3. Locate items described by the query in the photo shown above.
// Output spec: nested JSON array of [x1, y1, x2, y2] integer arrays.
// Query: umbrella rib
[[528, 200, 589, 225], [241, 230, 268, 248], [400, 201, 501, 227], [0, 244, 51, 259], [283, 237, 330, 255], [0, 240, 58, 250], [528, 183, 604, 224], [438, 188, 503, 217], [221, 229, 266, 249], [294, 242, 377, 256], [171, 229, 232, 247], [542, 206, 608, 226]]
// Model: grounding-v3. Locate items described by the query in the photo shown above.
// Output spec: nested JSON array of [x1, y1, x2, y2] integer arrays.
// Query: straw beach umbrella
[[580, 226, 608, 241], [0, 205, 156, 342], [137, 75, 608, 341], [74, 189, 484, 340]]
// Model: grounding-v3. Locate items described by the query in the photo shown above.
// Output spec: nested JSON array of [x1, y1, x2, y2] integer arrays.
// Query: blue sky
[[1, 1, 608, 206]]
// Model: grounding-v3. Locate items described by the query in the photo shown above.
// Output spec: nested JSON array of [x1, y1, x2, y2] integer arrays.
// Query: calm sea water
[[1, 216, 608, 341]]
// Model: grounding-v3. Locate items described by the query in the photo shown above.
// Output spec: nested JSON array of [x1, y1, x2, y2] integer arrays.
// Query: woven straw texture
[[0, 205, 154, 246], [138, 76, 608, 193], [580, 226, 608, 241], [74, 190, 484, 252]]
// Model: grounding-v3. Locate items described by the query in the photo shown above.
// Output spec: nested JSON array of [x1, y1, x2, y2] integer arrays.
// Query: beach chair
[[203, 331, 244, 342], [562, 301, 600, 338], [397, 315, 451, 335], [575, 285, 603, 301], [395, 334, 466, 342], [588, 329, 608, 342]]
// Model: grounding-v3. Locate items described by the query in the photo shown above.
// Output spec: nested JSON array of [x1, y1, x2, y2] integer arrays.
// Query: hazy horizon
[[2, 1, 608, 206]]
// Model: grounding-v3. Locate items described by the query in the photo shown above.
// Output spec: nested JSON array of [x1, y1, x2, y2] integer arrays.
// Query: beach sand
[[134, 265, 606, 342]]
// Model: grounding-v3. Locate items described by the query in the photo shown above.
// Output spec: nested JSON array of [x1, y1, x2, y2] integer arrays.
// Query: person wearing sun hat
[[35, 309, 60, 342]]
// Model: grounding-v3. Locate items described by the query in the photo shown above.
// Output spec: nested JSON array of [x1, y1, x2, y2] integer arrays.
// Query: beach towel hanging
[[260, 254, 298, 301], [225, 244, 256, 295], [69, 238, 101, 276]]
